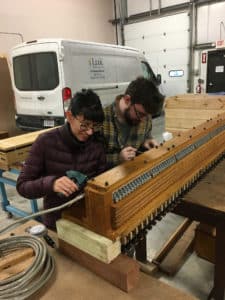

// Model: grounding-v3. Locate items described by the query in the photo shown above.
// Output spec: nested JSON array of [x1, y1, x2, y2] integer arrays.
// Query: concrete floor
[[0, 115, 215, 300]]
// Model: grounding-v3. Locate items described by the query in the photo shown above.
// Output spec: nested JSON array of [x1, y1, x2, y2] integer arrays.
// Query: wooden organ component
[[63, 113, 225, 243]]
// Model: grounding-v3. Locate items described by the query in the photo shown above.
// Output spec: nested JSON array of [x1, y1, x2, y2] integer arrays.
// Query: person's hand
[[119, 146, 137, 162], [143, 138, 159, 150], [53, 176, 79, 197]]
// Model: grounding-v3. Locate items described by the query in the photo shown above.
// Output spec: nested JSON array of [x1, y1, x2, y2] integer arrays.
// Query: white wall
[[0, 0, 115, 55]]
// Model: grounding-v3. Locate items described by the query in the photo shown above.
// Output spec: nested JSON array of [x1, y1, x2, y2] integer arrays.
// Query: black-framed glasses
[[75, 117, 103, 132], [133, 104, 148, 120]]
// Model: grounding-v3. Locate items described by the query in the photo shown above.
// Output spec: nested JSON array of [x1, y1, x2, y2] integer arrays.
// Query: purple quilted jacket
[[17, 123, 107, 229]]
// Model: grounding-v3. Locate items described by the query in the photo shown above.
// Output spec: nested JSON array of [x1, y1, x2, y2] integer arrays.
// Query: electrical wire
[[0, 193, 84, 235], [0, 235, 55, 300]]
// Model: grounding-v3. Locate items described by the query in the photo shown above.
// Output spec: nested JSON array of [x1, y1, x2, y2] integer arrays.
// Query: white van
[[10, 39, 161, 130]]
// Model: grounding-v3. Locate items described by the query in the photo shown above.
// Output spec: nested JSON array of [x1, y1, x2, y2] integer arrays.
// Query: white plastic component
[[162, 131, 173, 141]]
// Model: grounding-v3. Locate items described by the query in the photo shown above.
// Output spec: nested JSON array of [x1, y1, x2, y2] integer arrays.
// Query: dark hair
[[69, 89, 104, 123], [125, 77, 165, 116]]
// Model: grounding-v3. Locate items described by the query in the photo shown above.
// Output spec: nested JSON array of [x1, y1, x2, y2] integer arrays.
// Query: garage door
[[124, 12, 190, 96]]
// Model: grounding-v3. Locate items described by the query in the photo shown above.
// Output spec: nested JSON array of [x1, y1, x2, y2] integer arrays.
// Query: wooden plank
[[165, 94, 225, 132], [0, 221, 38, 280], [166, 128, 188, 135], [58, 238, 140, 292], [165, 117, 204, 130], [166, 108, 221, 120], [165, 94, 225, 109], [0, 256, 34, 280], [157, 222, 197, 275], [153, 218, 192, 264], [56, 219, 121, 263], [0, 127, 55, 152], [0, 248, 34, 271]]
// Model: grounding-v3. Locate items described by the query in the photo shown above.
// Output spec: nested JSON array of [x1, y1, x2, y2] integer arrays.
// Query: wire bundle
[[0, 235, 55, 300]]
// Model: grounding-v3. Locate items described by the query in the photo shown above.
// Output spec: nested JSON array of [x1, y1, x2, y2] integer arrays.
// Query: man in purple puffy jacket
[[17, 90, 107, 230]]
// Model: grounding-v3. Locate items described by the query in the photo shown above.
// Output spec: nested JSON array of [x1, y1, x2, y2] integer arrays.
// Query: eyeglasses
[[133, 104, 148, 121], [75, 117, 103, 132]]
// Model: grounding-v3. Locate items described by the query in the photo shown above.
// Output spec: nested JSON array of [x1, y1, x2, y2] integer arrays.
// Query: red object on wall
[[202, 53, 207, 64]]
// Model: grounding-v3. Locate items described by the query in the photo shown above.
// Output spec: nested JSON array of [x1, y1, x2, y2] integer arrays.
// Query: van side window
[[13, 52, 59, 91], [141, 61, 157, 82]]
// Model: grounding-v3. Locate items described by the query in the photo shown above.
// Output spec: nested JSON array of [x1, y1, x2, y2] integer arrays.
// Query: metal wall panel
[[125, 12, 190, 96], [197, 2, 225, 43]]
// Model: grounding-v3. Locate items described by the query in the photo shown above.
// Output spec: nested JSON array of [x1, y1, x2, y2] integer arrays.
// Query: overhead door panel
[[125, 12, 190, 96]]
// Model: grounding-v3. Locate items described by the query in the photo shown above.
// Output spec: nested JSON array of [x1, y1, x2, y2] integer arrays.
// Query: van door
[[12, 42, 64, 128], [115, 51, 142, 95]]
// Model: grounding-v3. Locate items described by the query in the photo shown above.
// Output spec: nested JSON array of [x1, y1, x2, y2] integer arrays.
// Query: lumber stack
[[165, 93, 225, 133]]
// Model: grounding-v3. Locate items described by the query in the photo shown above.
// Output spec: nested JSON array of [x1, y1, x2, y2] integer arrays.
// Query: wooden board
[[165, 93, 225, 132], [0, 127, 55, 170], [0, 220, 39, 280], [165, 94, 225, 109], [0, 127, 55, 152], [153, 222, 197, 275], [58, 238, 140, 292], [56, 219, 121, 263]]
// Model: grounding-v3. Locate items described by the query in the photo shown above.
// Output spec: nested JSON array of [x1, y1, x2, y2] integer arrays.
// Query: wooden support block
[[56, 219, 121, 263], [58, 238, 140, 292], [194, 223, 215, 263]]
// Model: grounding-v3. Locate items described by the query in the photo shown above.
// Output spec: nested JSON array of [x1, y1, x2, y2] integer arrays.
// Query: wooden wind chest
[[62, 112, 225, 244]]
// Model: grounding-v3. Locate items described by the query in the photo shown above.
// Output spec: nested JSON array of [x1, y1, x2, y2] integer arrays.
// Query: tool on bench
[[27, 224, 56, 248]]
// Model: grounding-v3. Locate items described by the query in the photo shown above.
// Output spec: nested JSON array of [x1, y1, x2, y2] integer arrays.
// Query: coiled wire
[[0, 235, 55, 300]]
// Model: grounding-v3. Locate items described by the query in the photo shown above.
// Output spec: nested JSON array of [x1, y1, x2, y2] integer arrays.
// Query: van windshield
[[13, 52, 59, 91], [141, 61, 157, 83]]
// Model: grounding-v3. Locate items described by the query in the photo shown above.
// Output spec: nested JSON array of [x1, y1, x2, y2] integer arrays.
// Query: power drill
[[65, 170, 88, 189], [58, 170, 88, 198]]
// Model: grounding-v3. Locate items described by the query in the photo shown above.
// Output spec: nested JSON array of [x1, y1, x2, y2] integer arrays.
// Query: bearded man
[[103, 76, 165, 168]]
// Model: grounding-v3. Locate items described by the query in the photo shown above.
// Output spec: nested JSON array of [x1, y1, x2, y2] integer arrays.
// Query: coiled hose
[[0, 235, 55, 300], [0, 193, 85, 299]]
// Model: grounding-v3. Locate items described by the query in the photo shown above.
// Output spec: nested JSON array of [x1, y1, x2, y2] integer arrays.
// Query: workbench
[[0, 221, 197, 300], [174, 158, 225, 300]]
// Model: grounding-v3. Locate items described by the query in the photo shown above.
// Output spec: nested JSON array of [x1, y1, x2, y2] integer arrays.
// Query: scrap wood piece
[[0, 248, 34, 280], [152, 220, 197, 276]]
